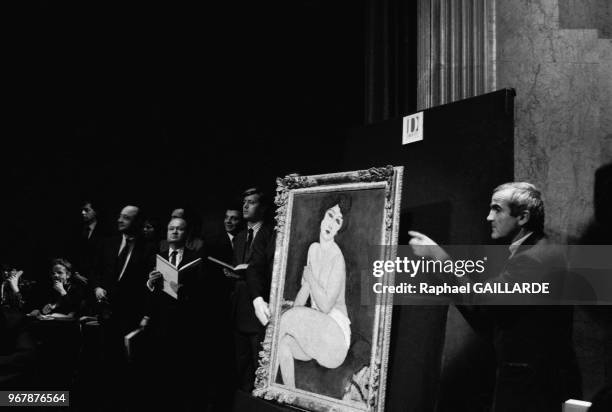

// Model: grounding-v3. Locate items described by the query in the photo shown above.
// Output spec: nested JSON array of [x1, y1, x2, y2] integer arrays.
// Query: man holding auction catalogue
[[409, 182, 579, 412]]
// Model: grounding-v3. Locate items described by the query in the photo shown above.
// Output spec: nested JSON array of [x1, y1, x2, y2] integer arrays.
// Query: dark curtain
[[364, 0, 418, 124]]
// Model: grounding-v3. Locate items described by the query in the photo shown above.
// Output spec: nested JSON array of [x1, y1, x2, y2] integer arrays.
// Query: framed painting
[[253, 166, 403, 412]]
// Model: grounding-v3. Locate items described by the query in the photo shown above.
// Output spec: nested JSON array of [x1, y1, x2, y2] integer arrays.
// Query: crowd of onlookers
[[0, 187, 276, 411]]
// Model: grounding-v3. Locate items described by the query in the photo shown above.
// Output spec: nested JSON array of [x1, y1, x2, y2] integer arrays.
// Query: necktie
[[242, 228, 254, 262], [117, 238, 132, 278], [170, 250, 178, 267], [82, 225, 91, 240]]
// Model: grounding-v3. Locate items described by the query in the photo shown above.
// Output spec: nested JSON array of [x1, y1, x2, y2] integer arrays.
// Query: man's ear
[[517, 209, 531, 227]]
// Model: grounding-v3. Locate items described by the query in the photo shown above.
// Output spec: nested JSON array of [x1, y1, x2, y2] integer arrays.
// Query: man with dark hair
[[73, 200, 106, 280], [205, 205, 243, 264], [232, 187, 275, 391], [224, 206, 243, 248], [409, 182, 578, 411], [81, 201, 100, 241]]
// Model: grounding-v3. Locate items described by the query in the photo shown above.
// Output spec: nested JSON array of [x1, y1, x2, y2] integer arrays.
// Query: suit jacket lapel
[[118, 237, 141, 281], [178, 248, 197, 269], [234, 230, 247, 264]]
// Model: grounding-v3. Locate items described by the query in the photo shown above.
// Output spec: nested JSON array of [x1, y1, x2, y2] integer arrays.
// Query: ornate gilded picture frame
[[253, 166, 403, 412]]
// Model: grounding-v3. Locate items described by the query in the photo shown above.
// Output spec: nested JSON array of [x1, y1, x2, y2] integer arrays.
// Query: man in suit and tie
[[73, 200, 105, 281], [143, 217, 226, 411], [223, 206, 243, 252], [409, 182, 578, 412], [93, 205, 155, 334], [142, 217, 208, 332], [205, 205, 243, 265], [90, 204, 156, 410], [232, 187, 275, 391]]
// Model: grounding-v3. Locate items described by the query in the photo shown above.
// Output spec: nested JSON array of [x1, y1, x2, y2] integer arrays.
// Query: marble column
[[417, 0, 496, 109]]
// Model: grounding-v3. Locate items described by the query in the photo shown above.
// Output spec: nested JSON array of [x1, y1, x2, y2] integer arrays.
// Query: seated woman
[[277, 195, 352, 389], [29, 258, 86, 320], [26, 259, 86, 389]]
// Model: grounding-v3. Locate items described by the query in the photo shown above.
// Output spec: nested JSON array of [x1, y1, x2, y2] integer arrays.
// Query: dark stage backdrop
[[340, 89, 515, 412], [1, 0, 368, 276]]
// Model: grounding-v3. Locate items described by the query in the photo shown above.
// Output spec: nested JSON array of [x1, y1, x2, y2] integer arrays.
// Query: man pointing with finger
[[408, 182, 578, 412]]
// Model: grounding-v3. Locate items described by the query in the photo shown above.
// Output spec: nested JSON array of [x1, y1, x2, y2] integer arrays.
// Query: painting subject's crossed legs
[[278, 306, 348, 388]]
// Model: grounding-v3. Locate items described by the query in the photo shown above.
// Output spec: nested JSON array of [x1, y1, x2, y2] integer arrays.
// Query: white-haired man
[[409, 182, 578, 412]]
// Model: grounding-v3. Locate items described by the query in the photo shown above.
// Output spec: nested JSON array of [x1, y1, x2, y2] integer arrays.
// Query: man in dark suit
[[204, 205, 243, 265], [142, 216, 213, 337], [409, 182, 578, 412], [73, 200, 105, 280], [232, 187, 275, 391], [143, 216, 227, 411], [91, 204, 156, 410], [93, 205, 155, 333]]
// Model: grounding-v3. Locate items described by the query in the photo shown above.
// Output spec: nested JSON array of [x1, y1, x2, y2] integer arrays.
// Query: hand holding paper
[[155, 255, 201, 299], [146, 270, 163, 291]]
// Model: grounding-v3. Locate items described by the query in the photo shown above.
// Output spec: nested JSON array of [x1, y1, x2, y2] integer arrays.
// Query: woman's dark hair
[[144, 217, 160, 229], [319, 193, 352, 234]]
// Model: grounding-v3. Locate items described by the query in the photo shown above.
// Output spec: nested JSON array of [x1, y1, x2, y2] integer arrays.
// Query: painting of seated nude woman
[[254, 167, 402, 412]]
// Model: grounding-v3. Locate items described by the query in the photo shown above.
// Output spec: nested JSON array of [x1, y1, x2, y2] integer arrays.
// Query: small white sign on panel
[[402, 111, 424, 145]]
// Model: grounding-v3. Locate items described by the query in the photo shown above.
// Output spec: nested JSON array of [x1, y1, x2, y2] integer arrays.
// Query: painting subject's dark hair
[[319, 193, 352, 233]]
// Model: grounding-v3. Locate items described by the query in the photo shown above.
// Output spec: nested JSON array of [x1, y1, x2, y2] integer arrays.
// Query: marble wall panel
[[559, 0, 612, 38], [600, 39, 612, 163], [496, 0, 612, 239]]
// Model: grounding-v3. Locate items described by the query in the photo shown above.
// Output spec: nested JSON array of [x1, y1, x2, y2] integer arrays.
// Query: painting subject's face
[[486, 189, 521, 240], [52, 264, 70, 284], [320, 204, 343, 241]]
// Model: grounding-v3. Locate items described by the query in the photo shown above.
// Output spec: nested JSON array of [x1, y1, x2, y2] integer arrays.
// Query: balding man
[[91, 204, 157, 409], [142, 217, 226, 411], [93, 205, 157, 334]]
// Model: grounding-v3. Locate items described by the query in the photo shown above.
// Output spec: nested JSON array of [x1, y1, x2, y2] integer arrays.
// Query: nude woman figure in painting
[[277, 195, 352, 389]]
